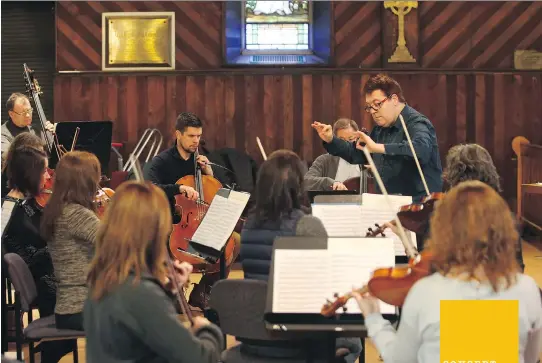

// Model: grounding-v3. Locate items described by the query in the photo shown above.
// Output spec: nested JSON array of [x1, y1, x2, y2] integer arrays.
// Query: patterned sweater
[[47, 203, 100, 315]]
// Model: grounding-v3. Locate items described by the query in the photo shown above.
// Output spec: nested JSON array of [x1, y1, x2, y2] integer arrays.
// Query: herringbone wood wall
[[53, 1, 542, 206]]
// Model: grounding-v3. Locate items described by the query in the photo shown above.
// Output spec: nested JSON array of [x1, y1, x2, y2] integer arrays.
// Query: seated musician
[[1, 92, 55, 157], [84, 181, 223, 363], [304, 118, 363, 191], [2, 132, 45, 198], [2, 144, 75, 363], [145, 111, 240, 310], [352, 181, 542, 363], [40, 151, 101, 331], [240, 149, 363, 363], [312, 74, 443, 201], [387, 143, 525, 270]]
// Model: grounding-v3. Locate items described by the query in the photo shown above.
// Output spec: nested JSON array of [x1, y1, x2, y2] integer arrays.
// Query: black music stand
[[50, 121, 113, 173], [264, 236, 399, 363]]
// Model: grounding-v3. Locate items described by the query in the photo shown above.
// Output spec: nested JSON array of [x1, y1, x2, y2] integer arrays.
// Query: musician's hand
[[196, 155, 213, 176], [166, 261, 193, 293], [191, 316, 212, 333], [179, 185, 199, 201], [383, 221, 399, 235], [332, 181, 348, 190], [351, 290, 380, 316], [311, 121, 333, 143], [44, 120, 56, 133]]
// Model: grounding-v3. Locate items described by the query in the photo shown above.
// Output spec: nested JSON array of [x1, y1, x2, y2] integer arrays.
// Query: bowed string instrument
[[321, 114, 437, 316]]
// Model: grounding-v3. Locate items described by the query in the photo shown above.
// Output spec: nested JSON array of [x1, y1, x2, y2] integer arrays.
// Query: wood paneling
[[54, 72, 542, 204], [333, 2, 382, 68], [420, 1, 542, 68], [56, 1, 222, 71]]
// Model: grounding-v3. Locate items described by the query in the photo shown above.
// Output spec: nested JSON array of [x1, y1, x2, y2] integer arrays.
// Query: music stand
[[307, 190, 358, 204], [50, 121, 113, 173]]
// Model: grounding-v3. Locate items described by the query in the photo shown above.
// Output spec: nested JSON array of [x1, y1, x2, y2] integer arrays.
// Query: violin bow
[[397, 114, 430, 197], [256, 137, 267, 161], [361, 147, 419, 259], [128, 152, 195, 326]]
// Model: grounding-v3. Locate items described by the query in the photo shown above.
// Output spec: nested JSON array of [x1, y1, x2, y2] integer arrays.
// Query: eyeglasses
[[364, 97, 390, 113], [11, 108, 34, 116]]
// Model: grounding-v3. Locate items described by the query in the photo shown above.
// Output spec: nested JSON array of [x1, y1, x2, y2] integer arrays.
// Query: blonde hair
[[428, 181, 519, 292], [87, 181, 172, 300]]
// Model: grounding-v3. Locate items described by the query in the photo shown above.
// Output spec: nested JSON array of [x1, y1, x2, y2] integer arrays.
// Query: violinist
[[2, 145, 75, 363], [1, 132, 45, 198], [1, 93, 55, 157], [387, 144, 525, 269], [312, 74, 443, 201], [304, 118, 364, 191], [84, 181, 223, 363], [352, 181, 542, 363], [40, 151, 101, 332], [145, 112, 240, 310]]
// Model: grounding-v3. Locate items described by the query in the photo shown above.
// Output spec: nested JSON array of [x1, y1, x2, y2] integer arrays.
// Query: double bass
[[168, 147, 238, 274]]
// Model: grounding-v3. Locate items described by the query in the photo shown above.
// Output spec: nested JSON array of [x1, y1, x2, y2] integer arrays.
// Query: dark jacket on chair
[[84, 273, 224, 363]]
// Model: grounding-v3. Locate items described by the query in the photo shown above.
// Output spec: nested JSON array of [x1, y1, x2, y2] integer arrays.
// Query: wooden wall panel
[[53, 72, 542, 205], [333, 2, 382, 67], [420, 1, 542, 68], [56, 1, 222, 70]]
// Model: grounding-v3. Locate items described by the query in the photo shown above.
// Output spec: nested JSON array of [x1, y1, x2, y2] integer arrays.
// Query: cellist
[[145, 112, 240, 310]]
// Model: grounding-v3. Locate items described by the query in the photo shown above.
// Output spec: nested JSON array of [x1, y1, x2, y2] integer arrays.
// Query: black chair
[[210, 279, 345, 363], [3, 253, 85, 363]]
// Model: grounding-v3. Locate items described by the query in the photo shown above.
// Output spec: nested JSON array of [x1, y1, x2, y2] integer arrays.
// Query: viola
[[168, 148, 238, 274], [95, 187, 115, 217], [321, 250, 433, 316]]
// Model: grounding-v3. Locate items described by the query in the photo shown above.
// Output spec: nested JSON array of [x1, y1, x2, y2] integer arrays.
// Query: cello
[[168, 147, 238, 274]]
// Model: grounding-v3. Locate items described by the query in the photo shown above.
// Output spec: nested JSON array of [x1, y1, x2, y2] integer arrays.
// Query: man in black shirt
[[145, 112, 238, 310], [312, 74, 443, 201]]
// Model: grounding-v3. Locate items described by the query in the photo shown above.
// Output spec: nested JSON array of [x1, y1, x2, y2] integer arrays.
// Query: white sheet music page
[[191, 191, 249, 251], [327, 238, 396, 315], [311, 204, 364, 237], [362, 193, 412, 211], [1, 200, 17, 237], [272, 249, 330, 313]]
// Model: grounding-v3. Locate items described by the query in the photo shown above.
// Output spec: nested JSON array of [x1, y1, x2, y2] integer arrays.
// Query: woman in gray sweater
[[41, 151, 102, 331]]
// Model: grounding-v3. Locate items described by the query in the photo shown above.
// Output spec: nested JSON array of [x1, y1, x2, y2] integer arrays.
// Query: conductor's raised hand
[[311, 121, 333, 143]]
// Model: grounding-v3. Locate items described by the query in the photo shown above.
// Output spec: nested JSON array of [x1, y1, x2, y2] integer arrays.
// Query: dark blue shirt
[[324, 105, 443, 200]]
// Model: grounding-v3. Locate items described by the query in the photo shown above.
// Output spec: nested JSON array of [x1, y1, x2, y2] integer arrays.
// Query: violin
[[95, 187, 115, 217], [321, 137, 435, 316], [396, 192, 445, 234]]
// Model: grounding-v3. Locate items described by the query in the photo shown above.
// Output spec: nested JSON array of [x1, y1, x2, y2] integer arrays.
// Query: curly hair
[[442, 144, 502, 192], [427, 181, 519, 292]]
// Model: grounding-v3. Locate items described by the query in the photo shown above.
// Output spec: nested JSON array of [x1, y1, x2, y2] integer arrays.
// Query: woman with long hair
[[2, 145, 75, 362], [353, 181, 542, 362], [240, 149, 362, 363], [1, 132, 45, 198], [84, 181, 223, 362], [40, 151, 101, 331]]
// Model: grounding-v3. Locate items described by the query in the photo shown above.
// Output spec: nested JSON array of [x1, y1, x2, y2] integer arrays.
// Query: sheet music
[[327, 238, 396, 314], [191, 191, 250, 251], [271, 238, 396, 314], [272, 250, 330, 313], [362, 193, 412, 211], [311, 204, 417, 256], [1, 200, 17, 237]]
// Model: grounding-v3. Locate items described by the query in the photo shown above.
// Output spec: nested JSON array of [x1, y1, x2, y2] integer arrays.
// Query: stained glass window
[[244, 1, 310, 51]]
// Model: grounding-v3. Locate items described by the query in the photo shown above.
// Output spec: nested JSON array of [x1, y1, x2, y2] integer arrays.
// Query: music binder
[[264, 236, 399, 326], [186, 188, 250, 264]]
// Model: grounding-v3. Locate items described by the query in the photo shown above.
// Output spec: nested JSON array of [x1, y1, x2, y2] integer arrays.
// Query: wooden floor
[[4, 241, 541, 363]]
